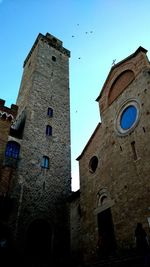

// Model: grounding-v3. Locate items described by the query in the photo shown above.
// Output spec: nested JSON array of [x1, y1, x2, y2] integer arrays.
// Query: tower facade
[[0, 33, 71, 265]]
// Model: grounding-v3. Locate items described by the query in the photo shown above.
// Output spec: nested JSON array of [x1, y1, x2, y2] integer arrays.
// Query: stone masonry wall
[[78, 51, 150, 263], [7, 33, 71, 263]]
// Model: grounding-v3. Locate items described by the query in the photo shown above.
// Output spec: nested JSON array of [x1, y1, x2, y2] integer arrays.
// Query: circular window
[[89, 156, 98, 173], [116, 100, 140, 135], [120, 105, 137, 130]]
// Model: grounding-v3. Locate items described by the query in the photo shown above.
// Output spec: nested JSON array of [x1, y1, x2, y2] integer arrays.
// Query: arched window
[[41, 156, 49, 169], [46, 125, 52, 136], [5, 141, 20, 159], [89, 156, 98, 173]]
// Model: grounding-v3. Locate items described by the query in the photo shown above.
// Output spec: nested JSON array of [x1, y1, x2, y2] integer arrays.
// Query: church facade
[[77, 46, 150, 263]]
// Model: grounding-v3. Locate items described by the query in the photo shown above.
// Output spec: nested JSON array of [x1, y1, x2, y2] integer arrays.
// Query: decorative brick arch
[[97, 188, 111, 208], [108, 70, 135, 106], [94, 188, 114, 215]]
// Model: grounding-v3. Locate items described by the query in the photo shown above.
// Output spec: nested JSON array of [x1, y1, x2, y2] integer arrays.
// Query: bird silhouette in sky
[[71, 25, 94, 60]]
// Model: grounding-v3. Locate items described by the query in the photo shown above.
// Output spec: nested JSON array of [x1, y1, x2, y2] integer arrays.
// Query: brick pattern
[[78, 49, 150, 263], [108, 70, 134, 105], [99, 51, 149, 114]]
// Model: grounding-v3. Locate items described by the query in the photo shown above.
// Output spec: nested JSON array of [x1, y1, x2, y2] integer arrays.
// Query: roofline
[[23, 32, 70, 67], [96, 46, 148, 101], [76, 122, 101, 161]]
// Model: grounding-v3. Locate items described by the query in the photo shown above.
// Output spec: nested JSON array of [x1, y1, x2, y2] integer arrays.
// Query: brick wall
[[78, 48, 150, 263]]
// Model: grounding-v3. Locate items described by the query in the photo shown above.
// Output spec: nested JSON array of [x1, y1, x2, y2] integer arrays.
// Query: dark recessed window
[[89, 156, 98, 173], [47, 107, 53, 117], [120, 105, 137, 130], [5, 141, 20, 159], [52, 56, 56, 62], [41, 156, 49, 169], [46, 125, 52, 136]]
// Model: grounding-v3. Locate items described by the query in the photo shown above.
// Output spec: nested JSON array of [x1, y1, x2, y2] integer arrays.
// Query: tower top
[[23, 32, 70, 67]]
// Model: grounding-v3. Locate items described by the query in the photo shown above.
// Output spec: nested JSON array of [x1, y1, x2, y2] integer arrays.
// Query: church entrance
[[97, 208, 116, 258], [26, 219, 52, 264]]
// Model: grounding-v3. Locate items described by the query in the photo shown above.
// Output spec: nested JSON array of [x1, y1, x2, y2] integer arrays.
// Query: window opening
[[5, 141, 20, 159], [47, 108, 53, 117], [52, 56, 56, 62], [89, 156, 98, 173], [41, 156, 49, 169], [120, 105, 137, 130], [46, 125, 52, 136], [131, 141, 137, 160]]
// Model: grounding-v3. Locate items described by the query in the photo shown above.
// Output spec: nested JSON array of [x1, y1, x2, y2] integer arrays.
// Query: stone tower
[[0, 33, 71, 265]]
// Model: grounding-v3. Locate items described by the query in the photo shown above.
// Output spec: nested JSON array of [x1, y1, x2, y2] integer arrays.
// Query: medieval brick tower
[[0, 33, 71, 266]]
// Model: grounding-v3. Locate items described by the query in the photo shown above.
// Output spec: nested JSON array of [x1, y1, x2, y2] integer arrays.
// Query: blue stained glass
[[120, 105, 137, 130]]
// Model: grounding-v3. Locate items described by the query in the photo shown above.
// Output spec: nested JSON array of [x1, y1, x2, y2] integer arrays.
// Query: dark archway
[[26, 219, 52, 264], [97, 208, 116, 258]]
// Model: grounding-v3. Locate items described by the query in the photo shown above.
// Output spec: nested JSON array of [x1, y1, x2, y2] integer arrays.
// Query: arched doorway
[[96, 188, 116, 258], [26, 219, 52, 264], [97, 208, 116, 258]]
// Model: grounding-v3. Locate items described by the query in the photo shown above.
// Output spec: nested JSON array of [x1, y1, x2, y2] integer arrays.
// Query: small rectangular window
[[41, 156, 49, 169], [46, 125, 52, 136], [47, 107, 53, 117]]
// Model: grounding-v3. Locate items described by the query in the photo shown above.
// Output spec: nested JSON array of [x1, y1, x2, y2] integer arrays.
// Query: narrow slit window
[[131, 141, 137, 160], [46, 125, 52, 136], [47, 107, 53, 117], [41, 156, 49, 169]]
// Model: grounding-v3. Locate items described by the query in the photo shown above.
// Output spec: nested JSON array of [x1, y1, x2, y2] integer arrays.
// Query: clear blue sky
[[0, 0, 150, 191]]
